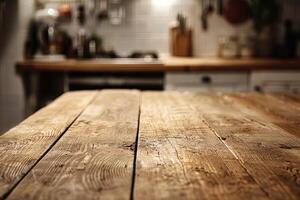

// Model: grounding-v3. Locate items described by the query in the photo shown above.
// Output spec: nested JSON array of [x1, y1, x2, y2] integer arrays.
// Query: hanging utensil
[[0, 0, 6, 28], [224, 0, 251, 25], [218, 0, 223, 15], [201, 0, 214, 31], [208, 0, 214, 13], [97, 0, 109, 21]]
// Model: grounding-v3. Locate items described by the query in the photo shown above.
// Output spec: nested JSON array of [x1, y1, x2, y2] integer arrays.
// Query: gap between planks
[[130, 103, 141, 200], [133, 92, 270, 200], [1, 103, 90, 199], [191, 93, 300, 199], [201, 118, 271, 198], [6, 90, 140, 200], [0, 92, 98, 200], [3, 91, 299, 200]]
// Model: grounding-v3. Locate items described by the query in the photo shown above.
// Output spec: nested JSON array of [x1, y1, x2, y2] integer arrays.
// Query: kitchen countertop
[[163, 57, 300, 70], [1, 90, 300, 199], [16, 57, 300, 72], [16, 58, 170, 72]]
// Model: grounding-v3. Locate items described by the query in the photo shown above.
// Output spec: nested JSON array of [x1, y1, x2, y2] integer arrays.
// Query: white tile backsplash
[[77, 0, 299, 57]]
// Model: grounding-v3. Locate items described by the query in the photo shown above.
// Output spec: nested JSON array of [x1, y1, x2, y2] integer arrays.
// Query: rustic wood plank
[[7, 90, 140, 200], [231, 93, 300, 138], [134, 92, 268, 200], [0, 91, 96, 199], [190, 93, 300, 200], [275, 94, 300, 105]]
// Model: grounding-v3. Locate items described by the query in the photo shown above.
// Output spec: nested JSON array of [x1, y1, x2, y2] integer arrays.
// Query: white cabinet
[[250, 71, 300, 94], [165, 72, 249, 92], [165, 71, 300, 94]]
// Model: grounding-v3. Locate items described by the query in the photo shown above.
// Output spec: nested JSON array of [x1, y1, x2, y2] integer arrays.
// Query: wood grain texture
[[7, 90, 140, 200], [134, 92, 268, 200], [271, 94, 300, 107], [0, 91, 96, 199], [230, 93, 300, 138], [189, 93, 300, 200]]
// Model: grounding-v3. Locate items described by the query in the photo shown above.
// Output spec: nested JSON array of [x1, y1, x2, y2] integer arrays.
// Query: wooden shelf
[[163, 57, 300, 71], [16, 57, 300, 73]]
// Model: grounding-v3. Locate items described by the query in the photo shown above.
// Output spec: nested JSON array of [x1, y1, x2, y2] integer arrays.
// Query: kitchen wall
[[73, 0, 300, 56], [64, 0, 248, 56], [95, 0, 252, 56], [0, 0, 34, 133]]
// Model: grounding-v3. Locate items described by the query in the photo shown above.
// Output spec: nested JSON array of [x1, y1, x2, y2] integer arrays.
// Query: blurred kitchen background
[[1, 0, 300, 133]]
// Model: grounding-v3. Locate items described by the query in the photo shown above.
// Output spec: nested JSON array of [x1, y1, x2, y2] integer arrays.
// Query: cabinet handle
[[201, 76, 212, 84], [254, 85, 262, 92]]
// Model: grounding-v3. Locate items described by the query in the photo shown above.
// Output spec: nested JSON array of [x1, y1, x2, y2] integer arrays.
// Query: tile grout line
[[130, 95, 142, 200], [1, 92, 99, 200]]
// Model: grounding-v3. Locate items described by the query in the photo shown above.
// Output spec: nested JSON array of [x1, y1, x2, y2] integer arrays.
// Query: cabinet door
[[250, 71, 300, 94], [165, 72, 249, 92]]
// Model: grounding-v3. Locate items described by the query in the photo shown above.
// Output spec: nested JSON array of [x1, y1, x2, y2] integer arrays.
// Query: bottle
[[76, 4, 88, 59], [76, 28, 87, 59], [88, 33, 103, 58], [284, 19, 297, 58]]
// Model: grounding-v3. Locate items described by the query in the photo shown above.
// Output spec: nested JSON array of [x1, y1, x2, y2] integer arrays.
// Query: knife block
[[170, 27, 193, 57]]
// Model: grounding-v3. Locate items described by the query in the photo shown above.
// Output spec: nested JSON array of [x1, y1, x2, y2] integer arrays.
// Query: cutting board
[[170, 27, 193, 57]]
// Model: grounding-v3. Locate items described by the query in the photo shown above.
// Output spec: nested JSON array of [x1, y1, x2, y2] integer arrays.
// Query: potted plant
[[249, 0, 280, 57]]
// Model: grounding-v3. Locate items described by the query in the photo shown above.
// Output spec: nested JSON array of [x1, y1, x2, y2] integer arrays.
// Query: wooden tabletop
[[16, 57, 300, 72], [1, 90, 300, 200]]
